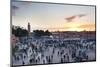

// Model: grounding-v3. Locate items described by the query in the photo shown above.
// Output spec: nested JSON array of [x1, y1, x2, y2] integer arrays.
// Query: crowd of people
[[12, 36, 96, 66]]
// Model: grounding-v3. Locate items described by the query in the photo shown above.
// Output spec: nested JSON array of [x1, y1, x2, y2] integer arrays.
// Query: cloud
[[78, 24, 95, 28], [65, 16, 76, 22], [42, 27, 71, 30], [65, 14, 86, 22], [11, 1, 32, 16], [12, 5, 19, 16], [77, 14, 86, 18], [12, 5, 19, 10]]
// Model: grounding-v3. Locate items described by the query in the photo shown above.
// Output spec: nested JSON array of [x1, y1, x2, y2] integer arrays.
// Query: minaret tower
[[28, 22, 31, 34]]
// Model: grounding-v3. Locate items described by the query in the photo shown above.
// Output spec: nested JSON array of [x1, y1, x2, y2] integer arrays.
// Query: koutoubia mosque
[[27, 22, 31, 35]]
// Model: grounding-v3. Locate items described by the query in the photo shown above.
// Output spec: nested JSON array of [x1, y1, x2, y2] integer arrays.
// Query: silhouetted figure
[[43, 60, 45, 64], [23, 61, 25, 65], [61, 58, 63, 63], [58, 51, 59, 55], [35, 59, 37, 63]]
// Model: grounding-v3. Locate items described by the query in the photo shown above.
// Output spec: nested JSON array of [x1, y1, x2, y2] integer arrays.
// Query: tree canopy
[[33, 30, 52, 38], [12, 26, 28, 37]]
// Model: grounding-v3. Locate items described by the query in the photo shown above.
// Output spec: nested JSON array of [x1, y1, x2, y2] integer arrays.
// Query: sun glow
[[68, 27, 84, 31]]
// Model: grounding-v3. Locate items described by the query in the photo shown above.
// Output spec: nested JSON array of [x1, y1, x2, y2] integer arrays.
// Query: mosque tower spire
[[28, 22, 31, 34]]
